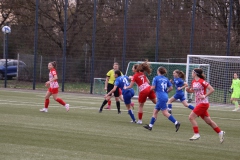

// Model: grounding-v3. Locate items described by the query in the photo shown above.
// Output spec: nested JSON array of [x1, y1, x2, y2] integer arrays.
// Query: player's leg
[[189, 104, 206, 141], [104, 84, 113, 109], [137, 91, 148, 124], [114, 88, 121, 114], [181, 99, 194, 110], [52, 88, 69, 112], [160, 100, 180, 132], [231, 95, 239, 111], [202, 114, 225, 143], [124, 89, 136, 122], [167, 96, 176, 114], [100, 84, 113, 111], [40, 89, 52, 112]]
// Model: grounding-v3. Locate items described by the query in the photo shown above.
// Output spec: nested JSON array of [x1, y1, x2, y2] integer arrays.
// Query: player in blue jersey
[[167, 70, 194, 114], [99, 70, 136, 122], [143, 67, 180, 132]]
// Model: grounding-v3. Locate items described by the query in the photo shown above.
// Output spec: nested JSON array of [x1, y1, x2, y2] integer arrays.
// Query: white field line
[[0, 100, 240, 121]]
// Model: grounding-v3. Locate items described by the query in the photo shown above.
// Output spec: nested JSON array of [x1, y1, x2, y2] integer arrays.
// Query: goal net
[[186, 55, 240, 104], [126, 61, 209, 99]]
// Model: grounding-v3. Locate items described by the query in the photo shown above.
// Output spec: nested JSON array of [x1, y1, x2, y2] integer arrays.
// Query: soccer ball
[[2, 26, 11, 34]]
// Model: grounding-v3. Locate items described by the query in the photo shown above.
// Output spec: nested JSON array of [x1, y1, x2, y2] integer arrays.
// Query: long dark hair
[[193, 68, 205, 80]]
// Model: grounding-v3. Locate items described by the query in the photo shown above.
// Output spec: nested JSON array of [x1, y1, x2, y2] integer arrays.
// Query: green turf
[[0, 89, 239, 160]]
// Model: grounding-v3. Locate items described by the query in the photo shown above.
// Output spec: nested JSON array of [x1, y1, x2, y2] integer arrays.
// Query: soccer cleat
[[104, 105, 111, 109], [232, 108, 240, 111], [143, 124, 152, 131], [137, 120, 142, 124], [65, 104, 70, 112], [219, 131, 225, 144], [40, 108, 48, 113], [130, 120, 137, 123], [130, 102, 134, 110], [168, 109, 172, 114], [118, 111, 121, 114], [175, 122, 180, 132], [99, 109, 103, 113], [189, 134, 200, 141]]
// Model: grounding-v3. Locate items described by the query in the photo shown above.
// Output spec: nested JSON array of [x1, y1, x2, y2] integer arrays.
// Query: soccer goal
[[186, 55, 240, 104], [126, 61, 209, 99]]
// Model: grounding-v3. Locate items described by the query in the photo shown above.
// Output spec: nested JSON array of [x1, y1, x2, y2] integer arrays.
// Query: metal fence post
[[122, 0, 128, 73], [155, 0, 161, 62], [189, 0, 197, 55], [62, 0, 68, 92], [33, 0, 39, 90], [90, 0, 97, 94]]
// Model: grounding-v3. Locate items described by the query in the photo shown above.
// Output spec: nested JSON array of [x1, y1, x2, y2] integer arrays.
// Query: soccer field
[[0, 89, 239, 160]]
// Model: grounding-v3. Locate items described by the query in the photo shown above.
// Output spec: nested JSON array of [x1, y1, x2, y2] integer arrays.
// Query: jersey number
[[161, 82, 167, 92]]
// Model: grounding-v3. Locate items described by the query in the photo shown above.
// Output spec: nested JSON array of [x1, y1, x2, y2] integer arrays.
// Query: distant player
[[40, 61, 69, 112], [125, 61, 156, 124], [143, 67, 180, 132], [102, 70, 136, 122], [186, 68, 225, 143], [167, 69, 194, 114], [230, 73, 240, 111]]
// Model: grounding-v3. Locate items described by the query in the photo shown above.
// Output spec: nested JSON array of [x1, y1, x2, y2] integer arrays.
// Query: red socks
[[138, 112, 143, 120], [193, 126, 199, 134], [45, 99, 50, 108], [214, 127, 221, 133], [108, 100, 111, 105], [56, 98, 66, 106]]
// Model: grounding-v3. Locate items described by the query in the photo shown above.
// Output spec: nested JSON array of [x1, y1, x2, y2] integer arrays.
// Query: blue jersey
[[152, 75, 172, 100], [114, 75, 130, 90], [114, 75, 134, 104], [173, 78, 185, 94]]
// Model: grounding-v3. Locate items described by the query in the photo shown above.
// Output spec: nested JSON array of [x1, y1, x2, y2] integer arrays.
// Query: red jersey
[[132, 72, 150, 92], [49, 68, 59, 88], [192, 78, 209, 105]]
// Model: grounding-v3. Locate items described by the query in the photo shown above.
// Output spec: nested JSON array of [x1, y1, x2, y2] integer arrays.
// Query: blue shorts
[[155, 99, 168, 111], [123, 89, 134, 105], [174, 93, 186, 102]]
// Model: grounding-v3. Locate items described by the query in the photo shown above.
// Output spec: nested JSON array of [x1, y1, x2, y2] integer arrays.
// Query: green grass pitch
[[0, 89, 239, 160]]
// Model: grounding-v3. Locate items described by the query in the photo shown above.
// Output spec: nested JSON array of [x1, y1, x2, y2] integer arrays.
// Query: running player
[[167, 69, 194, 114], [102, 70, 136, 122], [143, 67, 180, 132], [40, 61, 69, 112], [125, 61, 156, 124], [186, 68, 225, 143], [230, 73, 240, 111]]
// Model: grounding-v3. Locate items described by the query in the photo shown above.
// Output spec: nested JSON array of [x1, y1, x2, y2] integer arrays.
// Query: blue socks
[[168, 115, 176, 123], [188, 105, 194, 110], [128, 110, 135, 121], [168, 104, 172, 110]]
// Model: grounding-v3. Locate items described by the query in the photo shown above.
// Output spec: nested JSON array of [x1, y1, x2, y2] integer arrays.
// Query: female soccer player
[[125, 61, 156, 124], [101, 70, 136, 122], [186, 68, 225, 143], [167, 69, 194, 114], [143, 67, 180, 132], [40, 61, 69, 112], [230, 73, 240, 111]]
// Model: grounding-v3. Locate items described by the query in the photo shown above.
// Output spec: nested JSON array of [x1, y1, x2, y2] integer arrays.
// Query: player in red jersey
[[125, 61, 156, 124], [40, 61, 70, 112], [186, 68, 225, 143]]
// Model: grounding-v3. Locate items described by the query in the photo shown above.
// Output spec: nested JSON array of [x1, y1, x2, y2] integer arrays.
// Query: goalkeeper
[[230, 73, 240, 111]]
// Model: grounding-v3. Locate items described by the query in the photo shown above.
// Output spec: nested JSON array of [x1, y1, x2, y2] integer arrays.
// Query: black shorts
[[107, 83, 119, 97]]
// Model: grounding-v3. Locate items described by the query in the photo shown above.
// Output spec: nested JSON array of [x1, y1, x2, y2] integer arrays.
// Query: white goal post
[[186, 55, 240, 104]]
